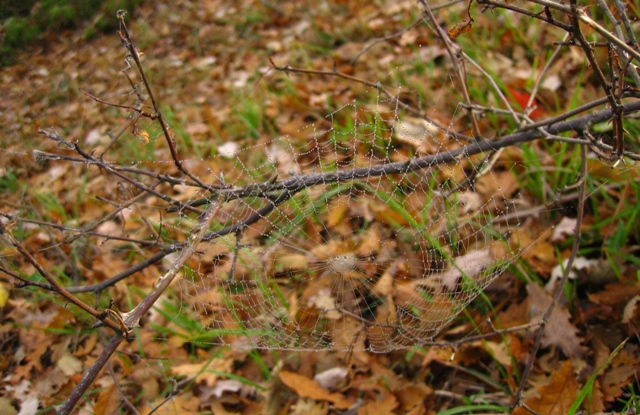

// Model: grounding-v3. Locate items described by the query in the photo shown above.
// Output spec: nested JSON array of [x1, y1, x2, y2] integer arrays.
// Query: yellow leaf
[[135, 129, 150, 143], [0, 283, 9, 307]]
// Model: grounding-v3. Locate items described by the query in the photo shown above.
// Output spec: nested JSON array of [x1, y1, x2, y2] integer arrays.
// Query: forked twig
[[116, 11, 218, 192], [56, 199, 220, 415], [0, 225, 122, 333], [418, 0, 483, 140]]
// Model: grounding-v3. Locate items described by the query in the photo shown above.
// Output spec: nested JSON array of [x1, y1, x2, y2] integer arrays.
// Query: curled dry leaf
[[447, 19, 473, 39]]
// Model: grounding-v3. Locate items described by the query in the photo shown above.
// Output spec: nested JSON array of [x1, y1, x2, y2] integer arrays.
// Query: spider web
[[144, 91, 530, 353]]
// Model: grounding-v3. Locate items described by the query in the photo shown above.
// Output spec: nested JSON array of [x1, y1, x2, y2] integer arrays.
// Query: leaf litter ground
[[0, 0, 639, 414]]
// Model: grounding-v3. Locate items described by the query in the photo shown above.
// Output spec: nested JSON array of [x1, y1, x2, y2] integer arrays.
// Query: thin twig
[[595, 0, 640, 88], [146, 380, 180, 415], [105, 344, 140, 415], [117, 13, 216, 192], [510, 143, 588, 411], [524, 0, 640, 63], [0, 213, 165, 248], [1, 228, 121, 332], [33, 150, 205, 188], [462, 52, 522, 125], [80, 89, 157, 119], [97, 113, 142, 159], [419, 0, 483, 140], [475, 0, 572, 31], [526, 32, 570, 117], [350, 0, 466, 64], [568, 0, 625, 160], [0, 265, 53, 289], [37, 129, 203, 214]]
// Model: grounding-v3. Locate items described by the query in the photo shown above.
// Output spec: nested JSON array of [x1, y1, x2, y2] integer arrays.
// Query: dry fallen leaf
[[357, 393, 398, 415], [134, 129, 150, 143], [551, 217, 577, 242], [170, 357, 233, 387], [622, 294, 640, 324], [0, 397, 17, 415], [447, 19, 473, 38], [314, 367, 349, 391], [601, 347, 640, 402], [94, 384, 119, 415], [279, 371, 352, 409], [527, 283, 585, 358], [395, 382, 431, 412], [513, 360, 578, 415], [0, 283, 10, 308], [291, 398, 329, 415]]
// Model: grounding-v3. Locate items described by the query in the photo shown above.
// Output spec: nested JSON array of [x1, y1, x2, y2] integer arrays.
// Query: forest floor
[[0, 1, 639, 414]]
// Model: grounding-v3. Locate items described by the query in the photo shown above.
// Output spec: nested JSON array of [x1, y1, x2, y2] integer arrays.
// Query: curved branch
[[59, 98, 640, 293]]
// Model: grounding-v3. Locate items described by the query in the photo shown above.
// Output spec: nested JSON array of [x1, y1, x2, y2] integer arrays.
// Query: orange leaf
[[279, 371, 352, 409], [513, 360, 578, 415], [447, 19, 473, 38]]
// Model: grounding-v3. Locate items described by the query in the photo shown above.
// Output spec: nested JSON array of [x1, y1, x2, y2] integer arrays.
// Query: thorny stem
[[510, 144, 588, 411], [185, 98, 640, 208], [597, 0, 640, 88], [523, 0, 640, 63], [475, 0, 571, 31]]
